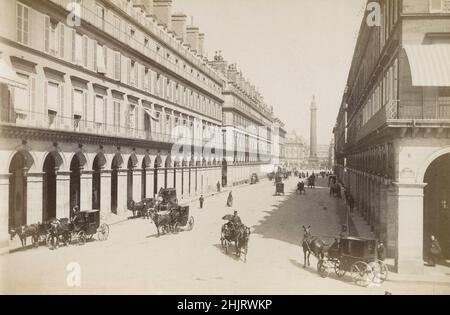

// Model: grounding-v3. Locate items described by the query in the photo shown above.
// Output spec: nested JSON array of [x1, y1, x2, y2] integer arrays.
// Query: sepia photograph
[[0, 0, 449, 297]]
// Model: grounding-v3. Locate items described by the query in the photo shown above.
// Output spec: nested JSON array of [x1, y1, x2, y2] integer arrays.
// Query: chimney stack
[[153, 0, 172, 29], [134, 0, 154, 16], [198, 33, 205, 57], [186, 18, 199, 53], [171, 13, 187, 42]]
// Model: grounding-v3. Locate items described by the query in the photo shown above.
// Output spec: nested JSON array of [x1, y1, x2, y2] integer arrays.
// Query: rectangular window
[[72, 31, 83, 65], [96, 4, 105, 30], [12, 73, 30, 114], [113, 100, 121, 132], [113, 14, 121, 39], [16, 2, 29, 45], [94, 95, 104, 124], [95, 44, 107, 73], [114, 51, 121, 81]]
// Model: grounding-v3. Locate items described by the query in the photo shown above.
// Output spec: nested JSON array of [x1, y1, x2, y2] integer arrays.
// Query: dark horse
[[148, 209, 172, 236], [301, 225, 327, 267]]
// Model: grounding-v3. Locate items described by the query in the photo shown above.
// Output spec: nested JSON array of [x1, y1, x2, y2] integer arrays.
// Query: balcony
[[349, 98, 450, 145], [47, 0, 224, 99]]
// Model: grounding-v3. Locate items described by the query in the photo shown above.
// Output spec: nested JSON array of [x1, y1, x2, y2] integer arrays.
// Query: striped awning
[[404, 45, 450, 87]]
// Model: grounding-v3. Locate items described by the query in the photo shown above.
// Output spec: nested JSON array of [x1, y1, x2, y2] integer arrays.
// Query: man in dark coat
[[428, 235, 442, 266], [199, 195, 204, 209]]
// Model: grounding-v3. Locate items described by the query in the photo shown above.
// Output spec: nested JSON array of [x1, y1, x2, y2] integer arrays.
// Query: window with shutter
[[96, 4, 105, 30], [17, 3, 30, 45], [73, 89, 84, 116], [114, 51, 121, 81], [94, 95, 104, 124], [82, 35, 88, 68], [96, 44, 106, 73], [59, 23, 65, 59], [113, 100, 121, 132], [47, 81, 59, 112]]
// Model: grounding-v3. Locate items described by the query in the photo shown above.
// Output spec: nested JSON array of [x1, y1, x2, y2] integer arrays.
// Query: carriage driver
[[226, 211, 242, 232], [71, 206, 81, 223]]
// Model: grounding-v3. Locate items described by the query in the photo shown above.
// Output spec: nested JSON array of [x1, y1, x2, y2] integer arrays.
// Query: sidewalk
[[102, 181, 259, 226]]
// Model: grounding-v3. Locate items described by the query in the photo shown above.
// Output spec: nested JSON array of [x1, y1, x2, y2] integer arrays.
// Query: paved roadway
[[1, 177, 450, 295]]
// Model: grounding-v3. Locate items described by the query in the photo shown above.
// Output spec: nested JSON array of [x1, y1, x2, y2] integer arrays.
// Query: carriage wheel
[[351, 261, 373, 287], [87, 234, 94, 241], [172, 223, 180, 233], [369, 260, 388, 284], [188, 216, 194, 231], [77, 231, 86, 246], [334, 260, 347, 278], [317, 259, 330, 278], [97, 223, 110, 241]]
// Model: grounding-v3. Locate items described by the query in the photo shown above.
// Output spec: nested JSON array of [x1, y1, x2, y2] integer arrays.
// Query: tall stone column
[[80, 171, 92, 211], [182, 167, 189, 197], [167, 168, 174, 189], [132, 169, 142, 202], [56, 171, 71, 219], [27, 172, 44, 224], [0, 174, 10, 249], [308, 95, 319, 166], [117, 169, 128, 214], [100, 170, 112, 215], [394, 182, 426, 274]]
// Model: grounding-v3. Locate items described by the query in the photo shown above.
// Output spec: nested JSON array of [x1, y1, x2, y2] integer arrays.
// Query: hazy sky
[[173, 0, 367, 145]]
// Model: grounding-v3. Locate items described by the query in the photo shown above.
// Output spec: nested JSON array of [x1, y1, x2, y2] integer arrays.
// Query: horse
[[301, 225, 327, 267], [47, 219, 72, 249], [148, 209, 172, 236], [129, 200, 148, 218], [10, 224, 41, 248], [236, 225, 251, 261]]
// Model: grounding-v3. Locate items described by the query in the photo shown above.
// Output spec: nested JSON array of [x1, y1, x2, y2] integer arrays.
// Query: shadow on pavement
[[252, 178, 346, 247]]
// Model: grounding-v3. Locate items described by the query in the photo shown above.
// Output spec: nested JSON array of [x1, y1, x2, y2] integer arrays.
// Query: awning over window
[[0, 52, 27, 89], [404, 45, 450, 87]]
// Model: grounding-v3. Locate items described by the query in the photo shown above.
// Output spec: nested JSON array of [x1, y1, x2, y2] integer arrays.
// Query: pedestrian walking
[[217, 181, 221, 192], [226, 191, 233, 207], [428, 235, 442, 267], [348, 195, 355, 215], [199, 195, 204, 209]]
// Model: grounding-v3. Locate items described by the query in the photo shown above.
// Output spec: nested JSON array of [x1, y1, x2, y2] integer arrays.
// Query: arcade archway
[[424, 153, 450, 260]]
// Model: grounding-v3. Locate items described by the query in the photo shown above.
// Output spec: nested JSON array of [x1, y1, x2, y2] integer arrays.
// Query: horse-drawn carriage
[[220, 216, 251, 262], [46, 210, 109, 248], [149, 205, 194, 236], [316, 236, 388, 287]]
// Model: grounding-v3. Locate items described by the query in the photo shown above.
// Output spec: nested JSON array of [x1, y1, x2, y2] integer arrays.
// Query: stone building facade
[[282, 131, 307, 168], [0, 0, 228, 250], [209, 54, 276, 186], [333, 0, 450, 273]]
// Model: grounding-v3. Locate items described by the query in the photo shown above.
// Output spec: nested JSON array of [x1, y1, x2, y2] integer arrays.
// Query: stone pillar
[[166, 168, 174, 189], [117, 169, 128, 214], [146, 168, 154, 198], [182, 167, 189, 197], [80, 171, 92, 211], [56, 171, 71, 219], [27, 172, 44, 224], [157, 168, 165, 192], [394, 182, 426, 274], [175, 167, 182, 197], [100, 170, 111, 214], [132, 169, 142, 202], [0, 174, 10, 249]]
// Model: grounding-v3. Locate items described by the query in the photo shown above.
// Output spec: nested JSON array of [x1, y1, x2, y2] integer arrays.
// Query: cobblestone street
[[1, 177, 449, 295]]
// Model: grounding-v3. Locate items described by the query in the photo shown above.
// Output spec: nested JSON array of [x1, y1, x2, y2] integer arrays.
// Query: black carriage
[[275, 182, 284, 195], [154, 188, 179, 212], [250, 173, 259, 184], [317, 236, 388, 287], [170, 205, 194, 233], [46, 210, 110, 247], [220, 217, 250, 262]]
